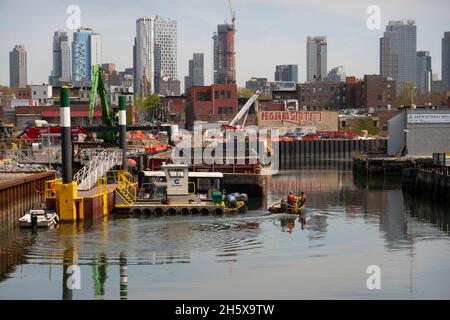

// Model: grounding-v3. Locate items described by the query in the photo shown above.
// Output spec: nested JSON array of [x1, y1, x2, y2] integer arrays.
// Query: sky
[[0, 0, 449, 88]]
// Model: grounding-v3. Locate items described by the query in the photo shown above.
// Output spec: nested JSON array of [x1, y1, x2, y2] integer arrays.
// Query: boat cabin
[[138, 163, 223, 203]]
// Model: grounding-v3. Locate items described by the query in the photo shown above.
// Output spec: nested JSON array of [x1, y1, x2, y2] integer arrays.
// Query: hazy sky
[[0, 0, 449, 87]]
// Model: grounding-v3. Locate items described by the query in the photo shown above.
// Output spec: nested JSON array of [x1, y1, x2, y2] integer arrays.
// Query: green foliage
[[396, 82, 419, 107], [237, 87, 254, 98], [135, 94, 161, 113], [342, 118, 379, 135]]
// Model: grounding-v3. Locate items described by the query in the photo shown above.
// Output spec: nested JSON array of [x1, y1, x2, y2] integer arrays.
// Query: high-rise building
[[135, 16, 178, 96], [245, 77, 270, 94], [90, 32, 102, 67], [154, 44, 162, 94], [432, 74, 443, 92], [275, 65, 298, 83], [49, 31, 71, 86], [9, 45, 27, 88], [135, 17, 154, 96], [72, 27, 102, 85], [185, 53, 204, 93], [416, 51, 432, 94], [213, 23, 236, 84], [442, 32, 450, 91], [380, 20, 417, 94], [154, 16, 177, 81], [306, 36, 327, 82]]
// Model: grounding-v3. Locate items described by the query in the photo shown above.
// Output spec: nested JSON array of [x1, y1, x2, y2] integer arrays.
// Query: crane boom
[[89, 64, 117, 142], [228, 90, 261, 128], [228, 0, 236, 24]]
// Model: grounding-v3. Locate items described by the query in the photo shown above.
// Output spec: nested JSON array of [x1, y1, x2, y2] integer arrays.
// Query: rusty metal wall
[[0, 172, 55, 228]]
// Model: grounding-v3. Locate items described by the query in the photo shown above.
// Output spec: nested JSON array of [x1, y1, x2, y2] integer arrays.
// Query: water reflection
[[119, 252, 128, 300], [0, 167, 449, 299]]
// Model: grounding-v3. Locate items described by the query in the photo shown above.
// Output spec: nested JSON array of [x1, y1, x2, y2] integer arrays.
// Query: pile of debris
[[0, 161, 48, 172]]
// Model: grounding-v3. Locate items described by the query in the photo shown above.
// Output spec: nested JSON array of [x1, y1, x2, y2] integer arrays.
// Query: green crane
[[89, 64, 117, 142]]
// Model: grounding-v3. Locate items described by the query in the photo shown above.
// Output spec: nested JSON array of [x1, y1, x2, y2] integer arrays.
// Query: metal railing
[[5, 148, 61, 164], [74, 148, 122, 191]]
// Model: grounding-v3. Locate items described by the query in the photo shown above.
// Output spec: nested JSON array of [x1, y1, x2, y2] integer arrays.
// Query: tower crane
[[228, 0, 236, 27]]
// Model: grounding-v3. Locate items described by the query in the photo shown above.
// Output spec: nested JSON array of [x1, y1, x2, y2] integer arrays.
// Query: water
[[1, 167, 450, 300]]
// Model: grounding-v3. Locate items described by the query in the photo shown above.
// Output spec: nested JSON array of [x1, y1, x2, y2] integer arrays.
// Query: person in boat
[[298, 192, 307, 207], [287, 191, 296, 207]]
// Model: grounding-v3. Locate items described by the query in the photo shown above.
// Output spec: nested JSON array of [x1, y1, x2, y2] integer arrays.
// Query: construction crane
[[228, 0, 236, 26], [223, 90, 261, 131], [89, 64, 117, 142]]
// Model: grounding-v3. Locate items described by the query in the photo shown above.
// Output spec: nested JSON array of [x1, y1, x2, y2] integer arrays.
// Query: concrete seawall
[[280, 139, 387, 169]]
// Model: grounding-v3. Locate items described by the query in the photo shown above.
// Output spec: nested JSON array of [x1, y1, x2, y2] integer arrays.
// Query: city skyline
[[0, 0, 449, 88]]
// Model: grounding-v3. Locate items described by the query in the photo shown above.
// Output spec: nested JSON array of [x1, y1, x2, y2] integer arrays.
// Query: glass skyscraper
[[49, 31, 71, 86], [72, 27, 101, 85], [442, 32, 450, 92], [416, 51, 432, 94], [134, 16, 177, 96], [380, 20, 417, 94], [275, 65, 298, 83], [307, 36, 327, 82]]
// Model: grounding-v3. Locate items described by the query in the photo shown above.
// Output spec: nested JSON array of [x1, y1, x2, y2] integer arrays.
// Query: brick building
[[345, 77, 362, 109], [185, 84, 237, 129], [14, 87, 31, 100], [298, 82, 347, 111], [162, 95, 186, 126], [362, 74, 396, 109]]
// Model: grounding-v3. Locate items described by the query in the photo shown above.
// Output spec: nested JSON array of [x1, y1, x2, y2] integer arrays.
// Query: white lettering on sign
[[407, 113, 450, 124]]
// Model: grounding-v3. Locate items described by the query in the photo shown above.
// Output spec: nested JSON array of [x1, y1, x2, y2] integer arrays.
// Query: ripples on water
[[1, 167, 450, 299]]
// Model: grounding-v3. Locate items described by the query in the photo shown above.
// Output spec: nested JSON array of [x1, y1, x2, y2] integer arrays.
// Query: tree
[[396, 82, 419, 107], [135, 94, 161, 121], [237, 87, 253, 98]]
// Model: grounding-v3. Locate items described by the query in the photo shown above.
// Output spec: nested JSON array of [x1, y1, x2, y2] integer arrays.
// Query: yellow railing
[[116, 171, 137, 204], [44, 178, 63, 199]]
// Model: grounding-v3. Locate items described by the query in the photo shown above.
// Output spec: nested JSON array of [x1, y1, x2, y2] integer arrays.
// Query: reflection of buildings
[[0, 234, 32, 282]]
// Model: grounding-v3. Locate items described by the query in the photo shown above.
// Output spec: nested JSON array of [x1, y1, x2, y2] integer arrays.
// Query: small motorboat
[[19, 209, 59, 229], [268, 198, 306, 215], [224, 192, 249, 214]]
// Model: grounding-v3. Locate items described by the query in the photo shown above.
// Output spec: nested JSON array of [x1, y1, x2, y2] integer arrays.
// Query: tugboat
[[268, 192, 306, 215], [124, 163, 249, 216], [19, 209, 59, 229]]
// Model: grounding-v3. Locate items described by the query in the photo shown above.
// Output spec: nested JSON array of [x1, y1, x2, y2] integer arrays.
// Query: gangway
[[73, 148, 122, 191]]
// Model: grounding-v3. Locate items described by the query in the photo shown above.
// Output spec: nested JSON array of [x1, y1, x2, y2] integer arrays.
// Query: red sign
[[259, 111, 323, 124]]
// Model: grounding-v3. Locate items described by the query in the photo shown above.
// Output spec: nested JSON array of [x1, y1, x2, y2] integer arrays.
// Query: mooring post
[[58, 86, 78, 222], [119, 96, 127, 170], [61, 87, 72, 184]]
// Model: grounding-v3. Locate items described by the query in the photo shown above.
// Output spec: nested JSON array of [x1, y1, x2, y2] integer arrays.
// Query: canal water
[[1, 166, 450, 300]]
